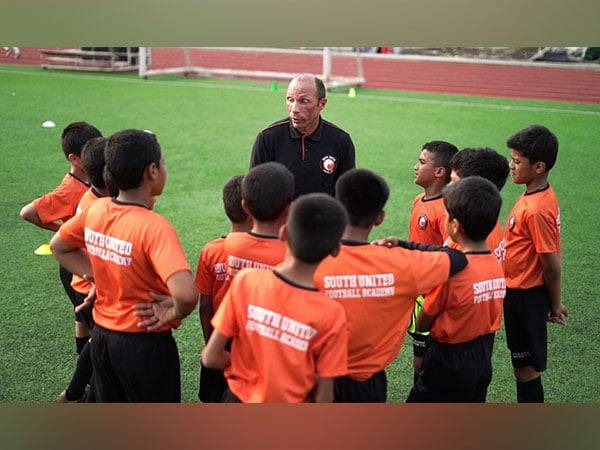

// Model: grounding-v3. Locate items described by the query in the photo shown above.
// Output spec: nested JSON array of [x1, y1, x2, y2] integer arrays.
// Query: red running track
[[3, 47, 600, 104]]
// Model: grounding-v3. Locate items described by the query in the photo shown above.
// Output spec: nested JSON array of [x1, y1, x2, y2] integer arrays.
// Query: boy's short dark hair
[[335, 168, 389, 228], [105, 130, 161, 191], [242, 162, 294, 222], [450, 147, 510, 191], [81, 137, 108, 189], [422, 140, 459, 183], [61, 122, 102, 158], [287, 193, 348, 264], [443, 176, 501, 242], [223, 175, 248, 224], [506, 124, 558, 171]]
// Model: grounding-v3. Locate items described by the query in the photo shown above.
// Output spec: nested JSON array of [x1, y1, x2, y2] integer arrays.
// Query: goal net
[[138, 48, 365, 89]]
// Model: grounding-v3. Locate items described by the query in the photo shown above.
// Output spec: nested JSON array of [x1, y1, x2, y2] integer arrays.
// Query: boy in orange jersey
[[447, 147, 510, 260], [58, 136, 114, 403], [315, 168, 469, 402], [20, 122, 102, 355], [221, 162, 294, 288], [50, 129, 198, 402], [407, 176, 505, 402], [503, 125, 568, 403], [195, 175, 252, 403], [201, 193, 349, 403], [407, 140, 458, 380]]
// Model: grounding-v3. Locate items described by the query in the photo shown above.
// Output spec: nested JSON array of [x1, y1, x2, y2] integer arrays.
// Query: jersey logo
[[508, 214, 516, 231], [320, 155, 337, 174], [417, 214, 428, 230]]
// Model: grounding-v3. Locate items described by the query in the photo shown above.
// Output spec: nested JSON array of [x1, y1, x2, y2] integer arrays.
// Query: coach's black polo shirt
[[250, 117, 356, 198]]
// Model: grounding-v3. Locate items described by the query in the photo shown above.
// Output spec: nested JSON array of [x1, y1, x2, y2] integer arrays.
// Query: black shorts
[[334, 370, 387, 402], [406, 334, 494, 403], [90, 325, 181, 402], [222, 388, 242, 403], [199, 364, 227, 403], [504, 286, 549, 372], [59, 265, 92, 326]]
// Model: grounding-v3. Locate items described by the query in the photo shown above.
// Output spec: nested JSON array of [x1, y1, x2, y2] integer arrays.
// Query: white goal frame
[[138, 47, 365, 89]]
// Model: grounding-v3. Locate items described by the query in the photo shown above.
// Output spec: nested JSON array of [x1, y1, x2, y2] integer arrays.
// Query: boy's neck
[[91, 185, 109, 197], [342, 224, 372, 243], [69, 163, 88, 182], [117, 187, 155, 209], [525, 174, 549, 193], [276, 252, 319, 289], [422, 181, 445, 199], [251, 221, 281, 237], [231, 222, 250, 233], [454, 235, 488, 253]]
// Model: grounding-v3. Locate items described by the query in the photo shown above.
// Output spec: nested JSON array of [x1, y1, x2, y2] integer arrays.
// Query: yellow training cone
[[348, 87, 357, 98], [34, 244, 52, 256]]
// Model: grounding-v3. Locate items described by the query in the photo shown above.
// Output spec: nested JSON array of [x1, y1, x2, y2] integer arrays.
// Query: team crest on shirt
[[417, 214, 428, 230], [320, 155, 337, 174], [508, 214, 516, 231]]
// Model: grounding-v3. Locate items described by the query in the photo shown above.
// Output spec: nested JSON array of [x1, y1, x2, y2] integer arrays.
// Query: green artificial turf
[[1, 64, 599, 402]]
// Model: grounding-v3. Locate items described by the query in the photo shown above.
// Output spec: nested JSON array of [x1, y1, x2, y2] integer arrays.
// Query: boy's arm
[[201, 330, 231, 370], [313, 377, 334, 403], [199, 294, 215, 344], [540, 252, 568, 325], [49, 233, 92, 277], [416, 309, 437, 333], [20, 202, 60, 231]]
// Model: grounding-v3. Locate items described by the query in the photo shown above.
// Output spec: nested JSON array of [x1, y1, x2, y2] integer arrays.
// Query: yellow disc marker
[[34, 244, 52, 256]]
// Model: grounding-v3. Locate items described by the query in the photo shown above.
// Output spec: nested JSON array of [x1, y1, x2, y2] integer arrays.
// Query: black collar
[[68, 172, 90, 187], [524, 183, 550, 196], [248, 231, 279, 240], [421, 192, 443, 202], [273, 270, 319, 291], [463, 250, 492, 255], [111, 198, 151, 210], [341, 239, 369, 246], [288, 116, 323, 141]]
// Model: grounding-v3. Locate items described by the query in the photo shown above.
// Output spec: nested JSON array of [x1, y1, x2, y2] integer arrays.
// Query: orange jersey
[[33, 173, 90, 225], [503, 185, 560, 289], [424, 252, 505, 344], [221, 231, 287, 294], [314, 241, 451, 381], [59, 197, 192, 333], [408, 193, 447, 245], [445, 220, 505, 262], [212, 269, 348, 403], [71, 188, 103, 294], [194, 236, 228, 310]]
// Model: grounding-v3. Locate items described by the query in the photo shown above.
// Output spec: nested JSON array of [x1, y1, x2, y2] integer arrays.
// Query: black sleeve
[[395, 241, 468, 277], [338, 133, 356, 176], [250, 132, 270, 168]]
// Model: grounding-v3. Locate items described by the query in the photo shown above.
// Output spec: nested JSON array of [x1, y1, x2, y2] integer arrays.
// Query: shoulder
[[258, 118, 290, 136], [203, 236, 226, 251], [321, 118, 351, 137]]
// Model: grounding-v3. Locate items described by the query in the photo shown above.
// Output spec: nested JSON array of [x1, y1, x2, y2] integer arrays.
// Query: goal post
[[138, 47, 365, 89]]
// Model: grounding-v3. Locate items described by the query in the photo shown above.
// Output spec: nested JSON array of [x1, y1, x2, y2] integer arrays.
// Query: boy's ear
[[278, 224, 288, 242], [534, 161, 547, 174], [447, 216, 460, 239], [374, 210, 386, 227], [241, 199, 252, 216], [146, 161, 160, 180], [279, 204, 291, 222], [434, 166, 446, 179], [330, 243, 341, 258]]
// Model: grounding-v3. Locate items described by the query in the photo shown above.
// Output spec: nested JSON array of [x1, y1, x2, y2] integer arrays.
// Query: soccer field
[[1, 64, 599, 403]]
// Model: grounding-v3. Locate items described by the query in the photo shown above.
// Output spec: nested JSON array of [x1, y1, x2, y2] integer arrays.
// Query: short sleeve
[[526, 211, 560, 254], [398, 248, 450, 296], [211, 279, 240, 338], [250, 133, 270, 168], [313, 304, 348, 378], [338, 134, 356, 175], [422, 282, 449, 317], [58, 210, 87, 249], [34, 180, 81, 225], [195, 247, 215, 295], [145, 217, 192, 284]]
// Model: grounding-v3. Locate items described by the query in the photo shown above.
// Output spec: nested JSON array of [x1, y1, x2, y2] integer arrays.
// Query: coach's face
[[286, 78, 326, 136]]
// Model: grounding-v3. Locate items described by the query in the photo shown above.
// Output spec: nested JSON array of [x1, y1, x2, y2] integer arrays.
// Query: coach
[[250, 74, 355, 198]]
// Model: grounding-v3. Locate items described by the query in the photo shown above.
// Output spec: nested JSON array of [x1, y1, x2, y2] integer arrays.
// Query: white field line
[[1, 67, 600, 117]]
